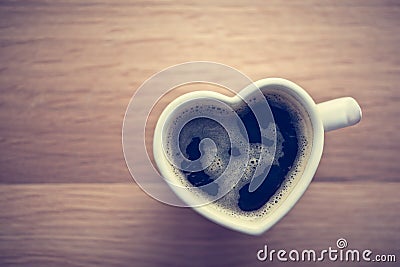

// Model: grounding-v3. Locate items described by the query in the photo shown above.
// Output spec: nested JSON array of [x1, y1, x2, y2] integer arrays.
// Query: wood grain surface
[[0, 183, 399, 267], [0, 0, 399, 266]]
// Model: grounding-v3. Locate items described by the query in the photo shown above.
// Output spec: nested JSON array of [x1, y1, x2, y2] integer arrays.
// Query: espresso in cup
[[163, 87, 313, 221]]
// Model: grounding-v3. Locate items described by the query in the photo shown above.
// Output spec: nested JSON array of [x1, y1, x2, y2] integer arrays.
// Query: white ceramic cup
[[153, 78, 362, 235]]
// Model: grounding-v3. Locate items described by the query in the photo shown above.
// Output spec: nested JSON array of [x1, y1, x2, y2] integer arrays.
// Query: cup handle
[[316, 97, 362, 132]]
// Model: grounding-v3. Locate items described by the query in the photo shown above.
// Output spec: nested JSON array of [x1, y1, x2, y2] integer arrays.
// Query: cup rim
[[153, 78, 324, 235]]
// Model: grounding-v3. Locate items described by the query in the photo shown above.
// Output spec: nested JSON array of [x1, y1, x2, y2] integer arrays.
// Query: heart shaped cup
[[153, 78, 362, 235]]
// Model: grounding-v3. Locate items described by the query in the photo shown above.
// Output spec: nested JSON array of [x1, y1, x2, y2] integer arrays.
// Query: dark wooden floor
[[0, 0, 399, 266]]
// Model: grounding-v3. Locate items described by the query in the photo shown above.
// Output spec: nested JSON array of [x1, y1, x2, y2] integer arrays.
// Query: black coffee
[[166, 89, 312, 217]]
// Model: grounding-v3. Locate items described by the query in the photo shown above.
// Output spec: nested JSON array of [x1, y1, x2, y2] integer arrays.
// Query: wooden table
[[0, 1, 399, 266]]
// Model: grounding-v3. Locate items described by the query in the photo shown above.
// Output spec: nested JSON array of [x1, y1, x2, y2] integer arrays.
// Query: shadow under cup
[[160, 86, 314, 222]]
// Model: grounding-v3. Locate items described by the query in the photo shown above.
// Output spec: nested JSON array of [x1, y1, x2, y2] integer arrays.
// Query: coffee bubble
[[162, 97, 252, 201], [163, 88, 313, 221]]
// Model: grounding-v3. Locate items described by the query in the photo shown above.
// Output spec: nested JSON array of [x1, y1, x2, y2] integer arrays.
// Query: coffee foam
[[163, 89, 313, 221], [163, 99, 254, 197]]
